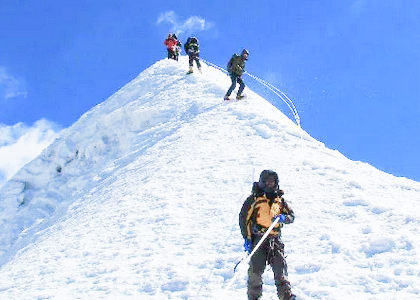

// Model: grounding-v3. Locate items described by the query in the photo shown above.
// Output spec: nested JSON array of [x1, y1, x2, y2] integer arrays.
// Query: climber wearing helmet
[[239, 170, 296, 300], [224, 49, 249, 100]]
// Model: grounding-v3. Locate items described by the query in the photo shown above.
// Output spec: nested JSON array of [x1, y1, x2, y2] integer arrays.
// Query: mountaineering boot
[[277, 281, 296, 300], [224, 95, 230, 101], [236, 94, 245, 100], [187, 66, 193, 74], [278, 294, 296, 300]]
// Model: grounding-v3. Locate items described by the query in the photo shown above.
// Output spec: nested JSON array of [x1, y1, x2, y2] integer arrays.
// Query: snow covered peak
[[0, 56, 302, 264], [1, 57, 420, 299]]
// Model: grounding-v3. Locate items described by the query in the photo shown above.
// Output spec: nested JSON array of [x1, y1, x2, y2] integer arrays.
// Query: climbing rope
[[200, 58, 301, 127]]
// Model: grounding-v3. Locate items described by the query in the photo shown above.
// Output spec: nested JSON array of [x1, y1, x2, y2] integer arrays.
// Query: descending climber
[[239, 170, 296, 300], [184, 36, 202, 74], [224, 49, 249, 100]]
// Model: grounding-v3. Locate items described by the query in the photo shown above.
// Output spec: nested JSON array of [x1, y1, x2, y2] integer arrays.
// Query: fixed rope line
[[200, 58, 228, 74], [200, 58, 301, 128], [245, 72, 301, 127], [243, 70, 305, 190]]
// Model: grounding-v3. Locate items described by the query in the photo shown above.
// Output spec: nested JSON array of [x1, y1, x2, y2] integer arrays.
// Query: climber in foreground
[[239, 170, 296, 300], [164, 33, 181, 61], [224, 49, 249, 100], [184, 36, 202, 74]]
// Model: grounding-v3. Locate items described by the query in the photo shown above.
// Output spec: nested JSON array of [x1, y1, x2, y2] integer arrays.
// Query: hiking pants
[[167, 49, 179, 61], [247, 235, 291, 300], [188, 53, 201, 68], [226, 73, 245, 97]]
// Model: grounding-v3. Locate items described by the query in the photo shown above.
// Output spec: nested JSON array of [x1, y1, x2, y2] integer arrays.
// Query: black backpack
[[185, 37, 198, 52], [227, 54, 239, 73]]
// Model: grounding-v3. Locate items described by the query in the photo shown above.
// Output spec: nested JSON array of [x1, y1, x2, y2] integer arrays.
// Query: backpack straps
[[246, 195, 286, 236], [245, 198, 258, 238]]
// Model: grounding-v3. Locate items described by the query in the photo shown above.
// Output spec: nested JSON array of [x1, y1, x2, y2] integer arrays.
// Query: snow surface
[[1, 56, 420, 300]]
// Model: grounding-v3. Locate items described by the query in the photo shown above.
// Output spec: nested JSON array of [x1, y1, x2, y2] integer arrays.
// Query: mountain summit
[[1, 57, 420, 299]]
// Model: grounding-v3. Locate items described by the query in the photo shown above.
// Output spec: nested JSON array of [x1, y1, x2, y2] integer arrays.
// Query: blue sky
[[1, 0, 419, 182]]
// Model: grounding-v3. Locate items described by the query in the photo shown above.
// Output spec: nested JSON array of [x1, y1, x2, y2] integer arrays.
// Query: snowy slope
[[1, 56, 420, 300]]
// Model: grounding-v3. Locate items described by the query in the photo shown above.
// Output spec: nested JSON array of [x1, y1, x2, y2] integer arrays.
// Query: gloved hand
[[273, 214, 286, 223], [244, 238, 252, 253]]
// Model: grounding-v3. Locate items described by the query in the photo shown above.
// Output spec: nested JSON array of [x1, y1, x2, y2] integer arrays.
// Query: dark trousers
[[188, 54, 201, 68], [247, 235, 291, 300], [167, 49, 179, 61], [226, 73, 245, 97]]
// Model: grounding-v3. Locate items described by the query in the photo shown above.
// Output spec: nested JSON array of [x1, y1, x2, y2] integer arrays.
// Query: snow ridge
[[1, 56, 420, 299]]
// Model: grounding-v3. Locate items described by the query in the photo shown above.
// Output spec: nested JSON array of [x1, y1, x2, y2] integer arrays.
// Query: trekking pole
[[220, 216, 281, 297]]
